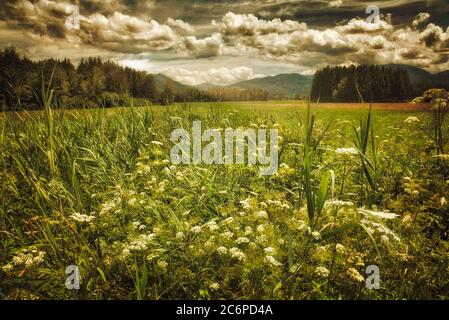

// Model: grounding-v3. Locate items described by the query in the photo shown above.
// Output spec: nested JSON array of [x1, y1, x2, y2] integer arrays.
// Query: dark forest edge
[[0, 46, 270, 111], [311, 65, 449, 103]]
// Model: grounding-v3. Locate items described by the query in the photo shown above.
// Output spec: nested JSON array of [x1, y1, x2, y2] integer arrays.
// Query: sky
[[1, 0, 449, 86]]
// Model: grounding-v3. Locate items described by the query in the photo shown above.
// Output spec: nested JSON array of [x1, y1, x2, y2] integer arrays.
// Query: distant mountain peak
[[227, 73, 313, 97]]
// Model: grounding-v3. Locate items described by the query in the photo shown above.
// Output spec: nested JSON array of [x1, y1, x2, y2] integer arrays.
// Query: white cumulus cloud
[[162, 66, 266, 86]]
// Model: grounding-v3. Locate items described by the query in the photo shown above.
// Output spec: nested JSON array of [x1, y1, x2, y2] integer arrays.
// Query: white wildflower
[[256, 210, 268, 219], [229, 247, 246, 261], [264, 247, 276, 255], [209, 283, 220, 291], [206, 221, 219, 231], [315, 266, 330, 278], [222, 217, 234, 224], [240, 199, 252, 210], [217, 246, 228, 255], [264, 255, 282, 267], [347, 268, 364, 283], [255, 234, 268, 245], [127, 198, 137, 207], [222, 231, 233, 239], [359, 208, 398, 219], [335, 243, 345, 254], [404, 116, 420, 124], [335, 147, 358, 155], [235, 237, 250, 244], [70, 212, 95, 223], [190, 226, 202, 233], [325, 200, 354, 208], [176, 231, 185, 240]]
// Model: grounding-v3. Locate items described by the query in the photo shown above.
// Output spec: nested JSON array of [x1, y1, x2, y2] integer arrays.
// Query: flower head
[[347, 268, 364, 283], [315, 266, 330, 278], [335, 147, 358, 156]]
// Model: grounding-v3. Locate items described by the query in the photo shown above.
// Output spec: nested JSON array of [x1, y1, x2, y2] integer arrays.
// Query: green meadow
[[1, 101, 448, 299]]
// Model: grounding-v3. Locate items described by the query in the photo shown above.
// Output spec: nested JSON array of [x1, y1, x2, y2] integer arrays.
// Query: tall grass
[[1, 92, 448, 299]]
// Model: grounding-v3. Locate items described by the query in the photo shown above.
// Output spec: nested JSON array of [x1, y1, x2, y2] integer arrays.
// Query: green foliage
[[412, 88, 449, 155], [0, 100, 448, 300]]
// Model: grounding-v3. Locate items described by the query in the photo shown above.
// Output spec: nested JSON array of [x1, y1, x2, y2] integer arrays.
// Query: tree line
[[0, 46, 269, 110], [310, 65, 421, 103]]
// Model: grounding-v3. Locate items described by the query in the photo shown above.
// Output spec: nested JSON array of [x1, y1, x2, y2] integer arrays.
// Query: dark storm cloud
[[255, 0, 449, 29]]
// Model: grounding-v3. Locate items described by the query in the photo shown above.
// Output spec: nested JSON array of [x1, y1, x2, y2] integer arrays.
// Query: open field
[[160, 100, 428, 112], [164, 101, 429, 112], [1, 101, 448, 300]]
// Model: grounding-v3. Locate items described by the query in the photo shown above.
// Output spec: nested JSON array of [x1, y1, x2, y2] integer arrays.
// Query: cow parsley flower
[[176, 231, 185, 240], [235, 237, 250, 244], [315, 266, 330, 278], [264, 247, 276, 255], [256, 210, 268, 219], [335, 243, 345, 254], [222, 217, 234, 224], [71, 212, 95, 223], [240, 198, 252, 210], [404, 116, 420, 124], [222, 231, 234, 239], [127, 198, 137, 207], [206, 221, 219, 231], [335, 147, 358, 155], [229, 247, 246, 261], [325, 200, 354, 208], [190, 226, 202, 233], [217, 246, 228, 255], [264, 255, 282, 267], [359, 208, 398, 219], [209, 283, 220, 291], [347, 268, 364, 283]]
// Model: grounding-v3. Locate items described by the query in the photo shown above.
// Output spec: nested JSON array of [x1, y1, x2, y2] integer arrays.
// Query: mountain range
[[154, 64, 449, 98], [195, 73, 313, 97], [384, 64, 449, 85]]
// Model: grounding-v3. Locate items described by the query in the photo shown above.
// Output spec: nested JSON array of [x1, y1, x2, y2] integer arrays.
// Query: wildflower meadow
[[1, 89, 449, 300]]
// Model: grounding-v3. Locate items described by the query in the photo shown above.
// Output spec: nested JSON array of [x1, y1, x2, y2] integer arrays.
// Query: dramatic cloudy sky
[[1, 0, 449, 85]]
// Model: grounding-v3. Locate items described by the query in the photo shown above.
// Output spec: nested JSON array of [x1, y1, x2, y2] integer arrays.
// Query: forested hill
[[310, 65, 449, 103], [0, 46, 215, 110], [311, 65, 412, 102], [0, 46, 269, 110]]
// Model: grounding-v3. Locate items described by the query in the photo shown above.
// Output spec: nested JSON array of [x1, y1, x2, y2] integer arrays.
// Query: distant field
[[164, 100, 429, 111], [1, 100, 428, 116]]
